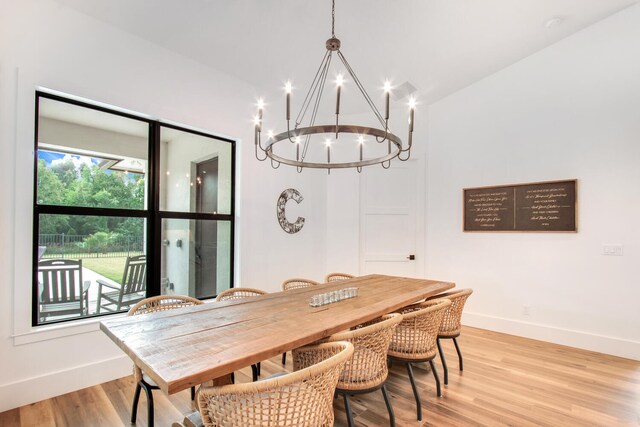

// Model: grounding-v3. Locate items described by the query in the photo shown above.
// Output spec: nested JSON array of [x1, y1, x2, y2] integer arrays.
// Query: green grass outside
[[81, 257, 126, 283]]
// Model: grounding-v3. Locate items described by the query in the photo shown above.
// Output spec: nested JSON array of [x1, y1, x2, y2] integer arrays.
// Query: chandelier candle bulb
[[384, 81, 391, 120], [336, 74, 343, 115], [409, 108, 414, 132], [385, 92, 390, 120], [257, 98, 264, 121], [409, 96, 416, 133], [285, 81, 292, 121]]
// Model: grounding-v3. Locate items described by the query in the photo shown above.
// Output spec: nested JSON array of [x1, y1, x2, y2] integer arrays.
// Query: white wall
[[425, 4, 640, 360], [0, 0, 329, 411]]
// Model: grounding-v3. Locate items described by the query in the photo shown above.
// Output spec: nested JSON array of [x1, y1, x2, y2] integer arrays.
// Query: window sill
[[12, 313, 127, 346]]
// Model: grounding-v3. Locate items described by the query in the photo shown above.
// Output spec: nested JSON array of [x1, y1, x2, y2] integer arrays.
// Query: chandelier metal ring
[[264, 124, 402, 169]]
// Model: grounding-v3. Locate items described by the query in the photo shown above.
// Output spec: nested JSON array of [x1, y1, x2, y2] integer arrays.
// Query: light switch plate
[[603, 245, 623, 256]]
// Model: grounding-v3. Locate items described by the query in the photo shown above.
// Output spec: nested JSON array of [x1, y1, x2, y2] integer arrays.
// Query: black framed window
[[33, 92, 235, 326]]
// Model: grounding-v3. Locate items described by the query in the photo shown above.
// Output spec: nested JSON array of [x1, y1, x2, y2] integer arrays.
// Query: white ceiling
[[39, 96, 149, 137], [54, 0, 637, 107]]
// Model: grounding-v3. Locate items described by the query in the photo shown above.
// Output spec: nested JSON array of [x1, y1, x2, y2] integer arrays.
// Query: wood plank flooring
[[1, 326, 638, 426]]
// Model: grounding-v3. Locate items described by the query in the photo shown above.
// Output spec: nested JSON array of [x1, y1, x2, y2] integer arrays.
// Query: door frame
[[358, 156, 426, 277], [190, 155, 220, 297]]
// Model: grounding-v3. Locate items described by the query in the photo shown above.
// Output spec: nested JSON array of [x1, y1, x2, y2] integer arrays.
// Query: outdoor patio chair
[[96, 254, 147, 313], [38, 259, 90, 322]]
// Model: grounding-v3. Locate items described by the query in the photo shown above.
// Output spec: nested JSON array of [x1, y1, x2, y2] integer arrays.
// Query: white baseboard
[[463, 312, 640, 361], [0, 354, 131, 413]]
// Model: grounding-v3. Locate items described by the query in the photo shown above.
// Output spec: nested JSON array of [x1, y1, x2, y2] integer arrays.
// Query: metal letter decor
[[277, 189, 305, 234]]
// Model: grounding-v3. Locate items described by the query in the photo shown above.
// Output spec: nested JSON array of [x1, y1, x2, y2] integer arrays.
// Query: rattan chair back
[[128, 295, 203, 316], [197, 341, 354, 427], [215, 287, 268, 301], [387, 298, 452, 361], [324, 272, 355, 283], [297, 313, 402, 392], [281, 278, 321, 291], [128, 295, 203, 382], [431, 289, 473, 337]]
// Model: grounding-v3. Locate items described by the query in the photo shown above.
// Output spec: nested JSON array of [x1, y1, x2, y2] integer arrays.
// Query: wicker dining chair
[[324, 272, 355, 282], [281, 278, 321, 291], [429, 288, 474, 385], [197, 341, 354, 427], [215, 287, 268, 300], [280, 278, 320, 364], [128, 295, 203, 427], [295, 313, 403, 427], [215, 287, 268, 381], [387, 298, 451, 421]]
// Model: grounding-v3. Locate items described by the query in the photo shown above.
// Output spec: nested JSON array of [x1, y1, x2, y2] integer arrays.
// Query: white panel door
[[359, 160, 420, 277]]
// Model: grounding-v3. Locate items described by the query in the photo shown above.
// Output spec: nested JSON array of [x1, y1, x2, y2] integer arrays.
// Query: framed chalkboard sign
[[463, 179, 577, 232]]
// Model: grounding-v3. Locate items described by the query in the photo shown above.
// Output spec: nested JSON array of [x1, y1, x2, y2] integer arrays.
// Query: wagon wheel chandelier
[[254, 0, 416, 173]]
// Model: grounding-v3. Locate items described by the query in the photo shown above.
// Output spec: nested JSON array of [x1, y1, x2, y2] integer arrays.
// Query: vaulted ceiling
[[54, 0, 637, 107]]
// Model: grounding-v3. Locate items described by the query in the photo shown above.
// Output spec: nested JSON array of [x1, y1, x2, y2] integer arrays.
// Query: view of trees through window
[[37, 153, 145, 237], [34, 92, 234, 326]]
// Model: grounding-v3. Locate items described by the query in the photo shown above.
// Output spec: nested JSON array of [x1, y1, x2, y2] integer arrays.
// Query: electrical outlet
[[523, 305, 530, 316], [603, 245, 623, 256]]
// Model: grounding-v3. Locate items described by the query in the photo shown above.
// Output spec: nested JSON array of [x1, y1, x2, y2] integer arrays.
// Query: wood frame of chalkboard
[[463, 179, 577, 232]]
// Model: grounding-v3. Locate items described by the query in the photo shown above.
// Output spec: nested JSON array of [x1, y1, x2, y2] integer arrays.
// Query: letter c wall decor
[[277, 188, 305, 234]]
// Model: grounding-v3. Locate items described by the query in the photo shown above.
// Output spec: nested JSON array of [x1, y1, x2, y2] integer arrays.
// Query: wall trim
[[0, 354, 131, 413], [12, 316, 119, 346], [463, 312, 640, 361]]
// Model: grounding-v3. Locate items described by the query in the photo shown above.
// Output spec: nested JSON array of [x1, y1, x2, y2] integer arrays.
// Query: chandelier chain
[[331, 0, 336, 37]]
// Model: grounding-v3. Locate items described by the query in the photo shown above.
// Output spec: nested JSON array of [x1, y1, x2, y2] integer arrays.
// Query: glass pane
[[37, 97, 148, 210], [159, 127, 232, 214], [37, 214, 146, 324], [160, 218, 231, 299]]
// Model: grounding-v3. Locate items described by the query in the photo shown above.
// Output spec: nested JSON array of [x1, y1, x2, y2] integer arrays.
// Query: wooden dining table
[[100, 274, 454, 395]]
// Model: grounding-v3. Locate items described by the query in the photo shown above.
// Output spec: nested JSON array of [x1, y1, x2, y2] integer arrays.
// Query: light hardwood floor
[[1, 326, 638, 426]]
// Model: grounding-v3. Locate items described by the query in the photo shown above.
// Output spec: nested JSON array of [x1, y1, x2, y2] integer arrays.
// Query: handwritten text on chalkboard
[[464, 180, 576, 232]]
